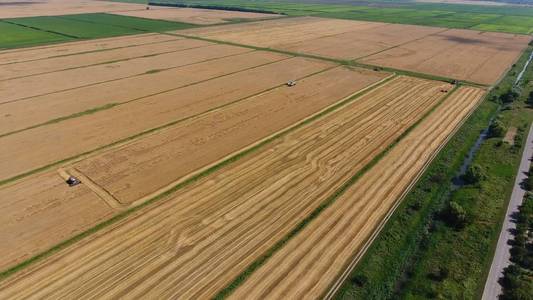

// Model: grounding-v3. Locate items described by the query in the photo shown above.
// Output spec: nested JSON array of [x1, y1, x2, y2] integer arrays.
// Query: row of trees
[[500, 188, 533, 300]]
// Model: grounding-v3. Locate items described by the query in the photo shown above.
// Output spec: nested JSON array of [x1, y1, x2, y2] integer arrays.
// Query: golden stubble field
[[110, 7, 282, 25], [0, 14, 502, 299], [0, 76, 460, 298], [181, 16, 531, 85]]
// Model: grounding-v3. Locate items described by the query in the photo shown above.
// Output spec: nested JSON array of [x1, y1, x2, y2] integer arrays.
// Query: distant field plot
[[150, 0, 533, 34], [0, 12, 199, 49], [361, 28, 531, 85], [4, 16, 143, 39], [0, 21, 72, 49], [0, 0, 145, 19], [0, 33, 176, 65], [60, 13, 198, 31], [110, 6, 282, 25], [182, 16, 531, 84]]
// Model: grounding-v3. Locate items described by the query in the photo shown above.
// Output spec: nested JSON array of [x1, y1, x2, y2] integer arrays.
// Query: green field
[[0, 13, 198, 49], [141, 0, 533, 34], [0, 21, 73, 49]]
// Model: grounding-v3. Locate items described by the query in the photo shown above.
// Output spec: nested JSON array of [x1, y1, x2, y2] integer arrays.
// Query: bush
[[526, 91, 533, 106], [489, 119, 506, 138], [351, 274, 368, 287], [442, 201, 469, 229], [500, 89, 520, 104], [427, 265, 449, 281], [463, 164, 486, 184]]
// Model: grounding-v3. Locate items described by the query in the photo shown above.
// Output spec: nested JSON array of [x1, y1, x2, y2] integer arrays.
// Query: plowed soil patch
[[0, 77, 451, 299], [230, 87, 486, 299], [111, 7, 281, 25], [0, 57, 331, 182], [0, 51, 287, 136]]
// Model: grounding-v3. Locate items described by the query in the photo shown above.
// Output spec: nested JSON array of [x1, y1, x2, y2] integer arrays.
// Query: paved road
[[482, 123, 533, 300]]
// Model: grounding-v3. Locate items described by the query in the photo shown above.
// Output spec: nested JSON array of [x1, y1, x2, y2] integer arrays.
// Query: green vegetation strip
[[336, 46, 533, 300], [142, 0, 533, 34], [213, 83, 459, 299], [0, 13, 200, 49], [0, 71, 394, 281]]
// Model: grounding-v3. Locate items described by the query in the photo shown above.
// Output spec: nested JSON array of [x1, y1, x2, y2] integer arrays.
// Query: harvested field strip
[[0, 171, 114, 271], [0, 77, 451, 298], [0, 57, 332, 183], [228, 87, 486, 299], [75, 67, 389, 205], [0, 42, 248, 104], [0, 67, 388, 272], [0, 33, 176, 65], [0, 68, 390, 278], [0, 37, 198, 81], [0, 51, 289, 137]]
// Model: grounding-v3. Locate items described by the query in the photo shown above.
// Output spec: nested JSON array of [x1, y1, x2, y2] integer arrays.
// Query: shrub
[[351, 274, 368, 287], [463, 164, 486, 184], [488, 119, 506, 138], [442, 201, 469, 229], [500, 89, 520, 104], [427, 265, 449, 281]]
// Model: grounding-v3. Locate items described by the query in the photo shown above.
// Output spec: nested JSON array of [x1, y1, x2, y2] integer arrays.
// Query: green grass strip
[[213, 82, 460, 299], [0, 71, 395, 282]]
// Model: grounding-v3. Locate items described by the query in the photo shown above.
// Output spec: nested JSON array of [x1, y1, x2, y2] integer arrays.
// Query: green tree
[[442, 201, 469, 229], [500, 89, 519, 104], [463, 164, 486, 184], [489, 119, 506, 138]]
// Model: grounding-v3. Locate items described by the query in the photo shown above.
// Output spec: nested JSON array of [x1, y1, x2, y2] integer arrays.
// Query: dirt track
[[0, 66, 384, 271], [182, 16, 531, 84], [230, 86, 486, 299], [0, 51, 288, 136], [0, 76, 451, 299], [111, 7, 281, 25], [0, 56, 331, 182]]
